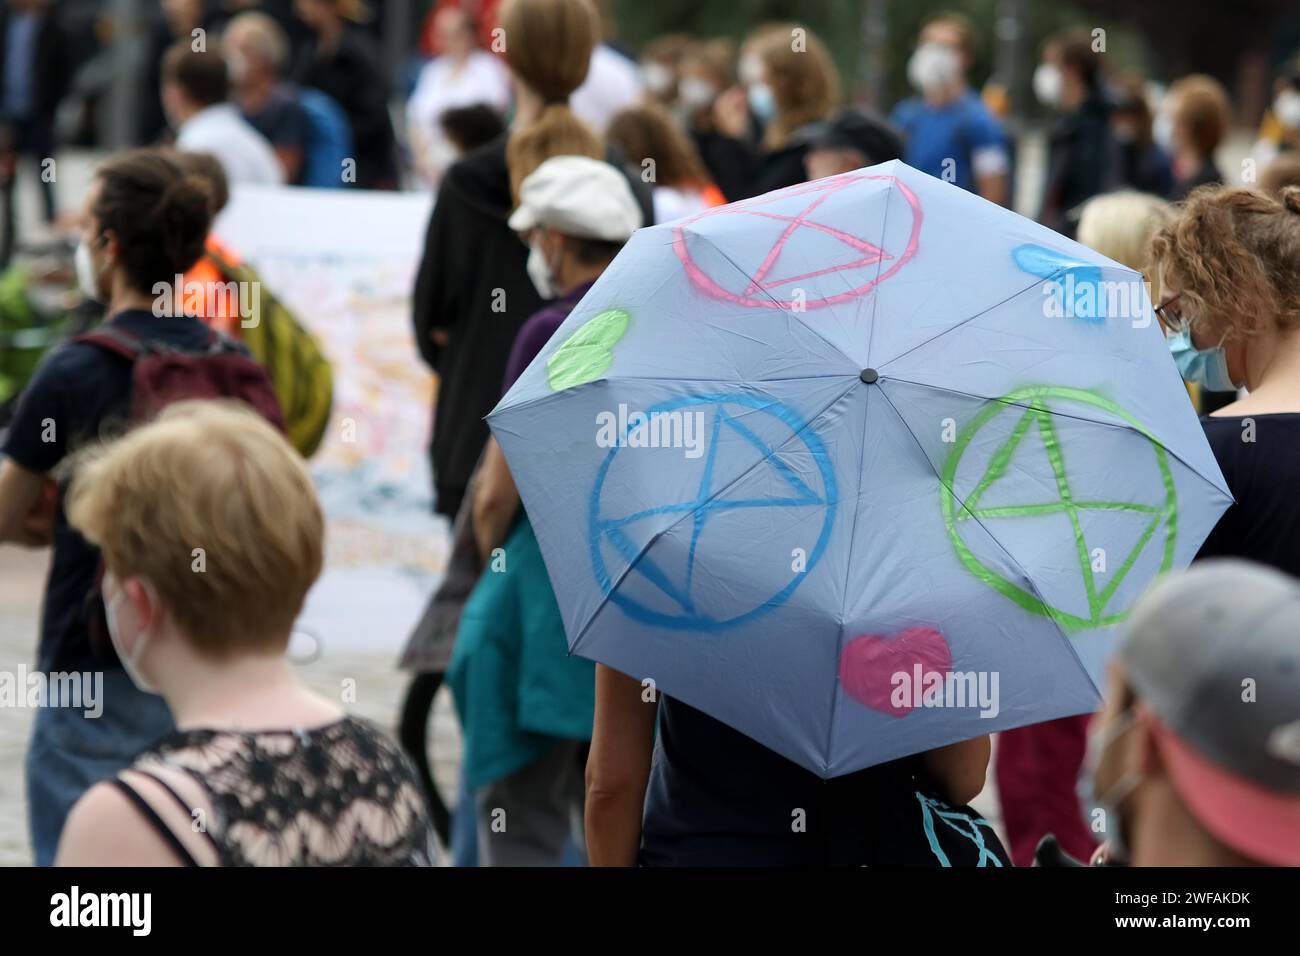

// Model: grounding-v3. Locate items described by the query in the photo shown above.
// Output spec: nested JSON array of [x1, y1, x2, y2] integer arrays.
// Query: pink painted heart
[[839, 626, 953, 717]]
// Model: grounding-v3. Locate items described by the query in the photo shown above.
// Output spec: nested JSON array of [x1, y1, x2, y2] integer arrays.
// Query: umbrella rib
[[824, 384, 873, 772], [488, 374, 858, 420], [873, 274, 1056, 373], [568, 378, 862, 651], [696, 231, 861, 371], [873, 385, 1101, 698], [862, 172, 897, 368], [880, 375, 1235, 503]]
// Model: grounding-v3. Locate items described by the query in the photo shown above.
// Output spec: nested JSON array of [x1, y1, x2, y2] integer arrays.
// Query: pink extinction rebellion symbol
[[672, 173, 923, 310]]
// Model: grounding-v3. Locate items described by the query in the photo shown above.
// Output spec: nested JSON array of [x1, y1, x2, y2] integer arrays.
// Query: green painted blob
[[939, 386, 1178, 634], [546, 308, 630, 391]]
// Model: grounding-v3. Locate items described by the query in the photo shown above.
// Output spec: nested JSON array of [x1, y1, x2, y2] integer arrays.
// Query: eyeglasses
[[1155, 292, 1187, 332]]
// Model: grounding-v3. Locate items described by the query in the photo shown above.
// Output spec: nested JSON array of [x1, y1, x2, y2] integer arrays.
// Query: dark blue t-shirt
[[1, 309, 213, 672], [891, 90, 1008, 193], [241, 84, 311, 185], [1196, 413, 1300, 576], [639, 695, 1010, 866]]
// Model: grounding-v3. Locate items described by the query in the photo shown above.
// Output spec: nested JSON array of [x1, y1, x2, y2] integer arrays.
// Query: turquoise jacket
[[447, 514, 596, 791]]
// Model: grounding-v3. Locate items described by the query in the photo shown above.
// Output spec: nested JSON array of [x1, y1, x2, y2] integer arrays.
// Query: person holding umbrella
[[448, 155, 643, 866], [486, 161, 1232, 869], [587, 667, 1001, 866]]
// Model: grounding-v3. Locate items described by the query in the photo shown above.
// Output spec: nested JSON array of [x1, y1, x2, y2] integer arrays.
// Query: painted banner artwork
[[216, 185, 443, 652]]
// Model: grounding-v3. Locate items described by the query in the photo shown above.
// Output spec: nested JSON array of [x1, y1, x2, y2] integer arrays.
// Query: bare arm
[[56, 782, 187, 867], [470, 438, 520, 562], [975, 169, 1008, 207], [273, 145, 304, 183], [920, 734, 992, 806], [585, 664, 658, 866], [0, 458, 51, 546]]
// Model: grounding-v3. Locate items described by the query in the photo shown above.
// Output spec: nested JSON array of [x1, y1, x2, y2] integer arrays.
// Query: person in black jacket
[[410, 0, 650, 523], [708, 22, 841, 201], [1164, 74, 1229, 201], [0, 0, 71, 267], [1034, 29, 1114, 237], [292, 0, 397, 189]]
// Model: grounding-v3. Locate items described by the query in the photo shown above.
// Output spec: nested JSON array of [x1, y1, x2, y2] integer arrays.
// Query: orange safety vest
[[180, 236, 245, 335]]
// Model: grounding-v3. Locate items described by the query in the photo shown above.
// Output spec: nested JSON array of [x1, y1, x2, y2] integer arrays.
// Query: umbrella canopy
[[488, 160, 1232, 778]]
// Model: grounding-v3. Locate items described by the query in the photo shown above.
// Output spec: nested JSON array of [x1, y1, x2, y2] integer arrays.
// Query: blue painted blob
[[1013, 243, 1106, 322]]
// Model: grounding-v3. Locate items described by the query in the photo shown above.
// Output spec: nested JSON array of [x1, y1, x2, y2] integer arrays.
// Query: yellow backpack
[[206, 249, 334, 458]]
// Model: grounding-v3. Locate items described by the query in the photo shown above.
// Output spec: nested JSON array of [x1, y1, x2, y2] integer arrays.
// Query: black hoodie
[[411, 133, 653, 518]]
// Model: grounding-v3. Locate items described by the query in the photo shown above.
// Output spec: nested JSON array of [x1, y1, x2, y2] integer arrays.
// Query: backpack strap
[[204, 246, 235, 276], [73, 324, 150, 362], [76, 322, 233, 358]]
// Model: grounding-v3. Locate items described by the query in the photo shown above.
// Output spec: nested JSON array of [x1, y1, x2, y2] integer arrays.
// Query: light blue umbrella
[[487, 160, 1232, 778]]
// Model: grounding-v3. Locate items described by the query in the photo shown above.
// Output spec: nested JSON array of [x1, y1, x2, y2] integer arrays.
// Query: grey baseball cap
[[1118, 559, 1300, 863]]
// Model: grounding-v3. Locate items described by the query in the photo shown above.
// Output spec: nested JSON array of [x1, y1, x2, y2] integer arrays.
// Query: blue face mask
[[748, 83, 776, 122], [1167, 328, 1237, 392]]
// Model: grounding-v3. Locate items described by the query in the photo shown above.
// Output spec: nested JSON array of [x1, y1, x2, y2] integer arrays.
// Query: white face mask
[[907, 42, 961, 94], [1275, 88, 1300, 130], [642, 60, 673, 95], [678, 77, 717, 111], [74, 237, 105, 303], [1083, 709, 1142, 863], [1033, 63, 1063, 108], [739, 53, 764, 87], [103, 575, 160, 695], [1152, 111, 1174, 151], [526, 237, 556, 300]]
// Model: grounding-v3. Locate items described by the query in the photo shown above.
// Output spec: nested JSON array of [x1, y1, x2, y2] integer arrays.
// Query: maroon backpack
[[74, 324, 286, 432], [72, 323, 287, 656]]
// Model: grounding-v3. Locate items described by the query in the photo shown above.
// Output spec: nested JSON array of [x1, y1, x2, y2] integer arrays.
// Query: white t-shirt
[[570, 45, 643, 134], [177, 103, 285, 186], [406, 50, 512, 185], [653, 184, 710, 225]]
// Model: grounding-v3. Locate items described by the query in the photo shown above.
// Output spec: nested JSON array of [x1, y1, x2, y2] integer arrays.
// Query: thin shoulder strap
[[130, 767, 223, 855], [73, 324, 147, 362], [108, 777, 202, 868]]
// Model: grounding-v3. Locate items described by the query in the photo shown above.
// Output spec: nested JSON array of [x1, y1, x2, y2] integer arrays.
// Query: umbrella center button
[[859, 368, 879, 384]]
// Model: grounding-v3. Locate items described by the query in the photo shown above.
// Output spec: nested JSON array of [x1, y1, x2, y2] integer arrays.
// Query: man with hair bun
[[0, 149, 221, 863]]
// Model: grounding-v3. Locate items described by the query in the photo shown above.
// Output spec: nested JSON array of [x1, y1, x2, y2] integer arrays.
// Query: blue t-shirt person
[[891, 89, 1009, 195], [1, 309, 212, 672]]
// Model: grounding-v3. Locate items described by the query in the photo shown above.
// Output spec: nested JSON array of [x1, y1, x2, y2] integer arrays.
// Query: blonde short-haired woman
[[55, 401, 436, 866]]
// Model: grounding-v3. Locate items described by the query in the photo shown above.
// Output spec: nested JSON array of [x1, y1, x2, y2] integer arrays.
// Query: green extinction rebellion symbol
[[940, 386, 1177, 633]]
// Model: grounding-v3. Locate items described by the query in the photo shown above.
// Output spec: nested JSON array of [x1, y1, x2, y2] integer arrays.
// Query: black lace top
[[120, 716, 436, 867]]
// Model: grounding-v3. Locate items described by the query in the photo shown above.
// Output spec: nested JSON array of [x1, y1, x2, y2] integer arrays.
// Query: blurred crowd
[[0, 0, 1298, 871], [3, 2, 1300, 247]]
